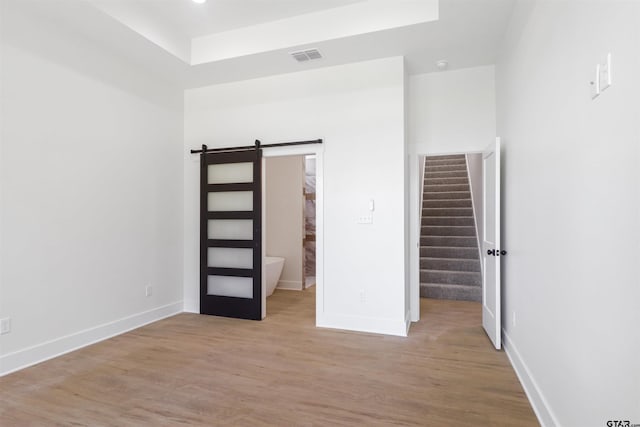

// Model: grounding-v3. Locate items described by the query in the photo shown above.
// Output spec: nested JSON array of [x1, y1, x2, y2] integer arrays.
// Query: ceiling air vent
[[290, 49, 323, 63]]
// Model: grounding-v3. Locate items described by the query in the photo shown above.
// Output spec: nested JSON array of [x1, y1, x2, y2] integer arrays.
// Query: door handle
[[487, 249, 507, 256]]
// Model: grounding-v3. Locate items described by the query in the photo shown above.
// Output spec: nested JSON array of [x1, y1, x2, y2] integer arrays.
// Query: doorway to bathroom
[[262, 147, 322, 318], [303, 156, 317, 290], [194, 140, 323, 323]]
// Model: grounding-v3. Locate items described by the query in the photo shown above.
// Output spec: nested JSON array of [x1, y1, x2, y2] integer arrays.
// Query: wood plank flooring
[[0, 290, 538, 426]]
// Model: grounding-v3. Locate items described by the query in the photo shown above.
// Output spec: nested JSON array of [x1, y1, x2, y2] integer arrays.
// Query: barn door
[[200, 148, 263, 320]]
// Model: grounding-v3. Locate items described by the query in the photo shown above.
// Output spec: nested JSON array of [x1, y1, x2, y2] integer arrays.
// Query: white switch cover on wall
[[599, 53, 612, 92], [591, 64, 601, 99]]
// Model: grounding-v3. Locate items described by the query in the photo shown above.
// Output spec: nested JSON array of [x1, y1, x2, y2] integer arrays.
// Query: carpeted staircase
[[420, 154, 481, 302]]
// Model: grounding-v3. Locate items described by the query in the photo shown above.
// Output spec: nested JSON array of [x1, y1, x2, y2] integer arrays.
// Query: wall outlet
[[512, 311, 517, 327], [359, 290, 366, 304], [145, 285, 153, 297], [0, 318, 11, 335]]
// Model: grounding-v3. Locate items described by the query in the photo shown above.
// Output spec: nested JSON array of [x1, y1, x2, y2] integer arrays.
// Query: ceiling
[[97, 0, 365, 38], [9, 0, 516, 89]]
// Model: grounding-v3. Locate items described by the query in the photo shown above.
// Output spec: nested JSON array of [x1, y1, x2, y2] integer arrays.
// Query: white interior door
[[482, 138, 502, 349]]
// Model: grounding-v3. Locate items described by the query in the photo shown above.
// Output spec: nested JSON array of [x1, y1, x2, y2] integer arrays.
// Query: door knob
[[487, 249, 507, 256]]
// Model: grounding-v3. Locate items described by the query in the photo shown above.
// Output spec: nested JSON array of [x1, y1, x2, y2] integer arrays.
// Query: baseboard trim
[[317, 313, 408, 337], [276, 280, 303, 291], [183, 299, 198, 314], [503, 329, 559, 427], [0, 301, 183, 376]]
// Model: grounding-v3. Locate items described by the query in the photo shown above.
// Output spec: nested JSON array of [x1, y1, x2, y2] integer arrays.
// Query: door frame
[[261, 144, 324, 323], [409, 148, 485, 322]]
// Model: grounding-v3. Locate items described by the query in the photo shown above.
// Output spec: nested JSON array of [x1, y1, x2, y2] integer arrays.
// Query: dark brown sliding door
[[200, 148, 262, 320]]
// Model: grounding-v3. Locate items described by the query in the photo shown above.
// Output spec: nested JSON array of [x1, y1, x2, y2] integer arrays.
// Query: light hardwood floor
[[0, 290, 538, 426]]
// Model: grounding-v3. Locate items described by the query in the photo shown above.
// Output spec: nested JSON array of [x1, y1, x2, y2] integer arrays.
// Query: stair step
[[423, 191, 471, 200], [421, 246, 479, 259], [421, 257, 481, 272], [424, 184, 470, 193], [423, 177, 469, 185], [420, 283, 481, 302], [420, 153, 480, 303], [425, 164, 467, 172], [421, 269, 481, 286], [421, 236, 477, 247], [425, 159, 466, 167], [426, 154, 465, 161], [422, 216, 475, 226], [422, 207, 473, 217], [425, 170, 468, 179], [422, 199, 472, 209], [421, 225, 476, 236]]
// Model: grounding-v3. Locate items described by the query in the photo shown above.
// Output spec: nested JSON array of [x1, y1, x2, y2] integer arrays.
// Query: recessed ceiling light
[[192, 0, 206, 4]]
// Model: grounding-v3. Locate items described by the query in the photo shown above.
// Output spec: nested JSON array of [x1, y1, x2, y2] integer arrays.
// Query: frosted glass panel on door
[[207, 276, 253, 298], [208, 191, 253, 211], [208, 162, 253, 184], [208, 220, 253, 240], [208, 248, 253, 269]]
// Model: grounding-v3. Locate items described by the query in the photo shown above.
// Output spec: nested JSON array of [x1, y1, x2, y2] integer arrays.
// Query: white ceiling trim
[[89, 0, 191, 63], [191, 0, 439, 65], [23, 0, 515, 89], [89, 0, 439, 67]]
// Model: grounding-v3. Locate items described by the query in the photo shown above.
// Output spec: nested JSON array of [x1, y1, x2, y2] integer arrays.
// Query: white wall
[[265, 156, 304, 290], [407, 66, 497, 320], [496, 1, 640, 425], [410, 65, 496, 154], [403, 65, 411, 324], [466, 152, 483, 260], [0, 2, 184, 375], [184, 57, 409, 336]]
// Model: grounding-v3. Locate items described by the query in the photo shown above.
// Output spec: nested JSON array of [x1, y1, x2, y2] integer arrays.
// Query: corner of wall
[[317, 313, 409, 337]]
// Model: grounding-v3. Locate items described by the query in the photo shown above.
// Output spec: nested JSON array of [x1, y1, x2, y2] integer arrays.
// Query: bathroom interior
[[264, 155, 316, 309]]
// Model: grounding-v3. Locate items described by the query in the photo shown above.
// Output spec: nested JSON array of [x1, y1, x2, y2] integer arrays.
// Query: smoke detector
[[290, 49, 323, 63]]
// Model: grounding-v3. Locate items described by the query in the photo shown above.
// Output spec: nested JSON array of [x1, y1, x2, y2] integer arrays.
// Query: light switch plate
[[591, 64, 600, 100], [599, 53, 612, 92]]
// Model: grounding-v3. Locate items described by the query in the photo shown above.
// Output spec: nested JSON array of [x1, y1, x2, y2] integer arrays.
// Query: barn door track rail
[[190, 139, 323, 155]]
